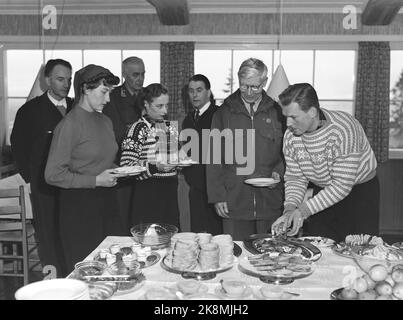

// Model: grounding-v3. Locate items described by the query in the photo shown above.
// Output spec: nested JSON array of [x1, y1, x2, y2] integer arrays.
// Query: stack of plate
[[15, 279, 90, 300], [130, 223, 178, 249]]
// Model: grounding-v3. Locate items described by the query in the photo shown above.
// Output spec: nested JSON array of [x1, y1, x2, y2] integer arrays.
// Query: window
[[195, 49, 355, 114], [3, 49, 160, 144], [389, 50, 403, 155]]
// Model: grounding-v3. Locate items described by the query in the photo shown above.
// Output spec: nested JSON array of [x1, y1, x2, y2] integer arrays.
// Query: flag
[[267, 64, 290, 101], [26, 64, 48, 101]]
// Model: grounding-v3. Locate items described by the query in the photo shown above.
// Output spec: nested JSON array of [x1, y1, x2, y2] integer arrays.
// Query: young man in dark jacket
[[182, 74, 222, 235], [206, 58, 286, 240], [11, 59, 73, 276]]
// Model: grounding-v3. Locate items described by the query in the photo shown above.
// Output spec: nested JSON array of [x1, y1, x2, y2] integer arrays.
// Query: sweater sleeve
[[45, 118, 96, 189], [299, 141, 360, 217], [206, 109, 227, 204], [283, 131, 309, 212]]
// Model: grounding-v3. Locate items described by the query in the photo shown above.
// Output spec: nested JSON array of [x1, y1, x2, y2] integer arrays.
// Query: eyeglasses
[[239, 82, 264, 93]]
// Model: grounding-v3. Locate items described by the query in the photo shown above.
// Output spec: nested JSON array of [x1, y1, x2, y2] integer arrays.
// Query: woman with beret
[[45, 64, 125, 272]]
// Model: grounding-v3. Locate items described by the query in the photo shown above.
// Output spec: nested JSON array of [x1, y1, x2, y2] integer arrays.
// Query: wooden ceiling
[[0, 0, 377, 14], [0, 0, 402, 25]]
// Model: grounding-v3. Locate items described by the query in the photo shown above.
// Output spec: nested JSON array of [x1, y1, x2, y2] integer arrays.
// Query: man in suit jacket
[[103, 56, 145, 232], [182, 74, 222, 235], [10, 59, 73, 276]]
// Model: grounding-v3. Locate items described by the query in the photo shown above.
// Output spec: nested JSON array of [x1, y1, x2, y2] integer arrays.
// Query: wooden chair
[[0, 186, 40, 285]]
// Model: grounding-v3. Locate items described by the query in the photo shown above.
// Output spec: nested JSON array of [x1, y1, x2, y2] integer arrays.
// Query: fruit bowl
[[130, 223, 178, 249], [351, 245, 403, 273]]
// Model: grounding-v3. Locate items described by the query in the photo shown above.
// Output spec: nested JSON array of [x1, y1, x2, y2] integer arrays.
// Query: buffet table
[[82, 236, 364, 300]]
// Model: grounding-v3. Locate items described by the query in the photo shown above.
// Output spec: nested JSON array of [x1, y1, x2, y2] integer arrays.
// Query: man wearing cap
[[45, 64, 124, 271], [181, 74, 222, 235], [11, 58, 73, 276], [103, 56, 146, 231]]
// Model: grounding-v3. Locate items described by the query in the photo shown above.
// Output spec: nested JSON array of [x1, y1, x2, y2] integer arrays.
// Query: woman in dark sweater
[[45, 64, 124, 272], [120, 83, 180, 229]]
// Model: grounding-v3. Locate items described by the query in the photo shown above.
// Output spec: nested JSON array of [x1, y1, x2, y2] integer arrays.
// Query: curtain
[[160, 42, 194, 123], [355, 42, 390, 163]]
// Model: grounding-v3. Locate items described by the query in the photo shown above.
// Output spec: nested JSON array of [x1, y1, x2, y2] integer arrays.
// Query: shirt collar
[[47, 91, 67, 108], [241, 95, 262, 112], [194, 101, 211, 117]]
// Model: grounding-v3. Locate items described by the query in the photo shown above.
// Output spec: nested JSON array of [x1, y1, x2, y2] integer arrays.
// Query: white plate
[[112, 166, 147, 176], [166, 281, 208, 298], [214, 285, 253, 300], [244, 178, 280, 187], [15, 279, 88, 300]]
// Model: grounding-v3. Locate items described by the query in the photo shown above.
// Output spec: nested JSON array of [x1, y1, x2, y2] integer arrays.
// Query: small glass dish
[[130, 223, 178, 249], [74, 260, 107, 277]]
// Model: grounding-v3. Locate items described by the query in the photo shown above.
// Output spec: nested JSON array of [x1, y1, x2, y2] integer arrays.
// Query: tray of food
[[332, 234, 384, 258], [161, 233, 236, 280], [298, 236, 335, 248], [243, 233, 322, 261], [111, 165, 147, 176], [238, 253, 315, 285], [93, 243, 161, 269]]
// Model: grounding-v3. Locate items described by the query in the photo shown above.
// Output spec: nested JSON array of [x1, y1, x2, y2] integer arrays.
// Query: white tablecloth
[[83, 236, 365, 300]]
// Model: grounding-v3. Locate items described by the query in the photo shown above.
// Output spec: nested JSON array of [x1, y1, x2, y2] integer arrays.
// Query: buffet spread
[[14, 223, 403, 300]]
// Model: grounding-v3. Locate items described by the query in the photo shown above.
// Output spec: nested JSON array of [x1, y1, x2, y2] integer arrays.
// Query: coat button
[[266, 118, 272, 124]]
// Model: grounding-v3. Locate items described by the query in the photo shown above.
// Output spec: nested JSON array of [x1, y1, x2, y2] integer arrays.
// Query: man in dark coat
[[182, 74, 222, 235], [206, 58, 286, 241], [10, 59, 73, 276], [103, 57, 145, 231]]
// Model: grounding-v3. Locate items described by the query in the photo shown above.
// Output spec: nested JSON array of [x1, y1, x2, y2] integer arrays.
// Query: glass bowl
[[74, 260, 107, 276], [130, 223, 178, 249], [351, 245, 403, 273]]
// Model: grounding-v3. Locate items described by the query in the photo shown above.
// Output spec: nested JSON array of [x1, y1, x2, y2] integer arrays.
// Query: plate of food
[[332, 234, 384, 258], [238, 255, 314, 284], [243, 233, 322, 261], [244, 178, 280, 187], [93, 244, 161, 269], [299, 236, 335, 248], [112, 165, 147, 176]]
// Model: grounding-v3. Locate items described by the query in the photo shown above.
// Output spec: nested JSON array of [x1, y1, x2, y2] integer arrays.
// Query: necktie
[[56, 104, 66, 116], [249, 102, 255, 118], [193, 108, 200, 123]]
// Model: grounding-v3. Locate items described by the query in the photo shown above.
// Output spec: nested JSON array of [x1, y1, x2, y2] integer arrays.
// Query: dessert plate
[[244, 178, 280, 187]]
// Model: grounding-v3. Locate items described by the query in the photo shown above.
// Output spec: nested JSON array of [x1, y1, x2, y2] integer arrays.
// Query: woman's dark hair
[[279, 83, 320, 111], [44, 59, 72, 77], [142, 83, 169, 111]]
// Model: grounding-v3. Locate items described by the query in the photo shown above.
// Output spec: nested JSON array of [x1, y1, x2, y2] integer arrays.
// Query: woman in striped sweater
[[271, 83, 379, 242], [120, 83, 180, 228]]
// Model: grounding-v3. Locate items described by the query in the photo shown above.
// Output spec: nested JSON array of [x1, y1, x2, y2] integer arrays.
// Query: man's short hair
[[122, 56, 144, 69], [279, 83, 320, 111], [44, 59, 72, 77], [237, 58, 268, 80], [189, 74, 211, 90]]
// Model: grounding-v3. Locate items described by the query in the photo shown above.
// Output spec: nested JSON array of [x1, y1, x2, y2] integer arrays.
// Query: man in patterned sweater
[[272, 83, 379, 242]]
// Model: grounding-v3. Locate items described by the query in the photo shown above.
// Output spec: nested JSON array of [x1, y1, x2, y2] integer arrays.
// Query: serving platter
[[331, 242, 354, 259], [238, 256, 315, 285], [160, 255, 235, 280], [94, 251, 161, 269], [243, 233, 322, 261], [298, 236, 335, 248]]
